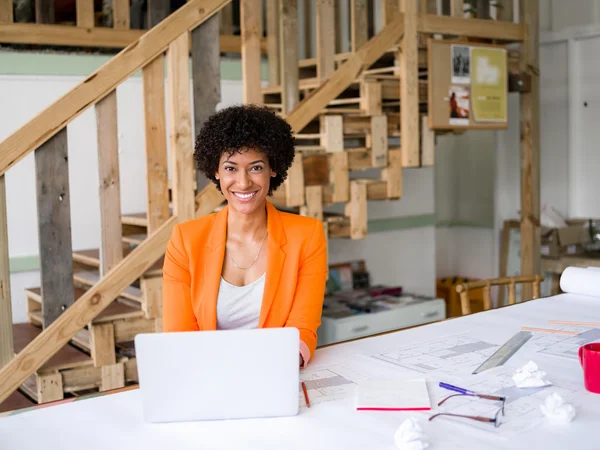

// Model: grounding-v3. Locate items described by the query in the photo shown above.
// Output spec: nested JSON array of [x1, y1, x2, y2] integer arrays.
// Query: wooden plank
[[330, 152, 349, 203], [0, 0, 232, 177], [450, 0, 463, 17], [370, 115, 388, 168], [35, 129, 75, 328], [167, 32, 196, 222], [141, 277, 162, 319], [400, 0, 419, 168], [147, 0, 170, 27], [0, 215, 177, 405], [316, 0, 335, 81], [360, 81, 382, 115], [301, 186, 323, 221], [0, 176, 11, 368], [345, 181, 367, 240], [266, 0, 280, 85], [192, 13, 221, 191], [143, 55, 170, 234], [303, 0, 312, 58], [219, 3, 234, 34], [421, 115, 435, 166], [519, 0, 540, 302], [302, 154, 330, 186], [475, 0, 489, 19], [351, 0, 368, 52], [285, 15, 405, 133], [241, 0, 263, 104], [285, 152, 305, 207], [37, 372, 63, 403], [76, 0, 94, 28], [320, 115, 343, 152], [382, 149, 402, 198], [418, 14, 525, 41], [96, 90, 123, 276], [113, 0, 130, 29], [90, 323, 116, 367], [280, 0, 299, 114], [497, 0, 513, 22], [101, 363, 125, 391], [382, 0, 399, 24], [35, 0, 54, 23], [0, 0, 12, 23]]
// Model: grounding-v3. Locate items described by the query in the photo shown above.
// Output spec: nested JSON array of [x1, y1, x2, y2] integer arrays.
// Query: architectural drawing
[[299, 364, 368, 407], [529, 326, 600, 359]]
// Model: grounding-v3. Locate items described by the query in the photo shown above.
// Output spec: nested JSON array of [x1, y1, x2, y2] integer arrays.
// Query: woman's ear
[[271, 171, 276, 178]]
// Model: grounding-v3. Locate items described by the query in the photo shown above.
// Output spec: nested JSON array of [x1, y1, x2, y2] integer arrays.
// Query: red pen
[[301, 381, 311, 408]]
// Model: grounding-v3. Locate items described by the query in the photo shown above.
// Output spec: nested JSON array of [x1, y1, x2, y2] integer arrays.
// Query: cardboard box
[[541, 220, 592, 259]]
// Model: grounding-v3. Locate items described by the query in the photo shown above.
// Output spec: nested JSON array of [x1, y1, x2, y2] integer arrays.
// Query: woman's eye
[[224, 166, 235, 171], [251, 166, 263, 172]]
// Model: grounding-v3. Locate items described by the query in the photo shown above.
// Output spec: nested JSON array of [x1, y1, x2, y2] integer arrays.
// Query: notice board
[[428, 39, 508, 130]]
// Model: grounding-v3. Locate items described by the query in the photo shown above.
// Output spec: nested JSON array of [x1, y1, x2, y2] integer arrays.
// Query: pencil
[[548, 320, 600, 327], [301, 381, 311, 408], [521, 326, 578, 336]]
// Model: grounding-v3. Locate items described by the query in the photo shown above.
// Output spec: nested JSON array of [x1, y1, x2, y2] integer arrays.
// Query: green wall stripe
[[9, 255, 40, 273], [0, 52, 269, 81], [436, 220, 494, 229]]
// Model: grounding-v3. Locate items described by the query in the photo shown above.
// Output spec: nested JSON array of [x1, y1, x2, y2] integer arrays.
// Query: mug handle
[[579, 346, 584, 367]]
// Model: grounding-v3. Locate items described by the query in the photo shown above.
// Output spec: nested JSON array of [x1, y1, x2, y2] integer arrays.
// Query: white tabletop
[[2, 293, 599, 450]]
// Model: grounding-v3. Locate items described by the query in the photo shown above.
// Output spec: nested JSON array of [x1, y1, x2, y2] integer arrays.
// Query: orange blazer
[[162, 201, 328, 364]]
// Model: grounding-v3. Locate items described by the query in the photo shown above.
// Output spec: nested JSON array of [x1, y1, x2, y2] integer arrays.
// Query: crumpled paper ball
[[394, 417, 429, 450], [540, 392, 576, 424], [512, 361, 552, 388]]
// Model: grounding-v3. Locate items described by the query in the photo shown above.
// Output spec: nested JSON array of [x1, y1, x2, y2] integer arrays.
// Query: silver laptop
[[134, 327, 300, 423]]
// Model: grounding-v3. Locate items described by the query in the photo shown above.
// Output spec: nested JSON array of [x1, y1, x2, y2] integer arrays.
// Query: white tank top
[[216, 273, 266, 330]]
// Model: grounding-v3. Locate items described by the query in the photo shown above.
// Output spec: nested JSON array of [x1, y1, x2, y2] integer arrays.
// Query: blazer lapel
[[259, 201, 286, 327], [201, 205, 228, 330]]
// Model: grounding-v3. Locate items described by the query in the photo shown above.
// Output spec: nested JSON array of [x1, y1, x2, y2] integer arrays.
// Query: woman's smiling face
[[215, 147, 276, 215]]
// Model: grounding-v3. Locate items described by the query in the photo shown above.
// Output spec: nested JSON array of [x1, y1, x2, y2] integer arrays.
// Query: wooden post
[[321, 115, 348, 203], [76, 0, 94, 27], [113, 0, 130, 29], [497, 0, 513, 22], [519, 0, 540, 302], [421, 115, 435, 166], [96, 90, 123, 275], [483, 282, 491, 310], [316, 0, 335, 81], [400, 0, 419, 167], [35, 129, 75, 328], [360, 81, 382, 115], [101, 363, 125, 391], [35, 0, 54, 23], [350, 0, 368, 52], [450, 0, 463, 17], [266, 0, 280, 85], [147, 0, 170, 28], [192, 13, 221, 191], [303, 0, 312, 58], [167, 32, 196, 222], [280, 0, 299, 113], [220, 3, 234, 34], [475, 0, 489, 19], [90, 322, 116, 367], [382, 0, 399, 24], [301, 186, 324, 221], [241, 0, 263, 104], [0, 0, 12, 23], [370, 115, 388, 168], [346, 181, 367, 240], [382, 149, 402, 199], [0, 175, 12, 369], [141, 276, 162, 319], [37, 372, 63, 403], [143, 55, 170, 234]]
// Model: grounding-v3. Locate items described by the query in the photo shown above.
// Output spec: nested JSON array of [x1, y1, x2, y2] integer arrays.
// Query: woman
[[162, 105, 328, 368]]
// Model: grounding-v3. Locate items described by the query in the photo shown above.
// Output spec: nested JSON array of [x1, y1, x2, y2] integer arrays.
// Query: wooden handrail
[[0, 0, 231, 177], [455, 275, 543, 292]]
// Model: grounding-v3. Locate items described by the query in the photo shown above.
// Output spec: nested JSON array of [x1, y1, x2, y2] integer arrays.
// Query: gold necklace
[[226, 231, 268, 270]]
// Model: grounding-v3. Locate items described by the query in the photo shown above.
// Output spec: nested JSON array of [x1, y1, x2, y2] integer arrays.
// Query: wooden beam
[[76, 0, 94, 28], [37, 372, 62, 403], [345, 181, 367, 239], [96, 90, 123, 275], [360, 80, 382, 115], [141, 277, 162, 319], [519, 0, 540, 301], [382, 0, 399, 24], [280, 0, 299, 113], [382, 149, 402, 198], [101, 363, 125, 391], [266, 0, 280, 85], [113, 0, 130, 29], [303, 0, 312, 58], [241, 0, 263, 104], [370, 115, 388, 168], [219, 2, 234, 34], [497, 0, 513, 22], [147, 0, 170, 27], [421, 115, 435, 166], [418, 14, 525, 41], [475, 0, 489, 19], [0, 176, 12, 368], [0, 0, 232, 177], [285, 14, 405, 133], [0, 215, 177, 405], [143, 55, 170, 234], [316, 0, 335, 81], [351, 0, 368, 52], [301, 186, 324, 221], [34, 129, 75, 328], [192, 13, 221, 191], [400, 0, 419, 167], [35, 0, 54, 23], [167, 32, 196, 222], [450, 0, 463, 17], [0, 0, 12, 23], [90, 323, 116, 367]]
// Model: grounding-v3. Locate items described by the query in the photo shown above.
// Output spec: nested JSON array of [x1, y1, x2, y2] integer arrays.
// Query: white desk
[[2, 293, 599, 450]]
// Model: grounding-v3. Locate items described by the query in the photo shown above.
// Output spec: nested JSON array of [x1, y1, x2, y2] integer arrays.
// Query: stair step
[[121, 213, 148, 227], [13, 323, 93, 372], [72, 248, 163, 277], [25, 287, 143, 325], [0, 390, 35, 414], [74, 271, 142, 303]]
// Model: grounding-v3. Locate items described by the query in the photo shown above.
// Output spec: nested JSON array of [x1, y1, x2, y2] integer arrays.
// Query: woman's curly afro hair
[[194, 104, 296, 195]]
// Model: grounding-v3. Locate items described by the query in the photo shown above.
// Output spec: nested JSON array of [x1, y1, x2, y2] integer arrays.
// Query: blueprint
[[299, 364, 368, 407], [528, 325, 600, 359], [371, 335, 499, 377]]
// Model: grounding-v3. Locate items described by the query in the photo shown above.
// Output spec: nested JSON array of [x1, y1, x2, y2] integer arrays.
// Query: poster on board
[[448, 85, 470, 125], [471, 47, 507, 122], [451, 45, 470, 84]]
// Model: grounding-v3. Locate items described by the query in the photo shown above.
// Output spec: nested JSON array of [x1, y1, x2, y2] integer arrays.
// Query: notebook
[[356, 378, 431, 411]]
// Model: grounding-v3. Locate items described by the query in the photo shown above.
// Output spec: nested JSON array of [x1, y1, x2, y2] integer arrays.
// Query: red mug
[[579, 343, 600, 394]]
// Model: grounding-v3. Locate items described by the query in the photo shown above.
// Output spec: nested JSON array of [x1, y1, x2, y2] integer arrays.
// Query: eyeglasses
[[429, 391, 506, 427]]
